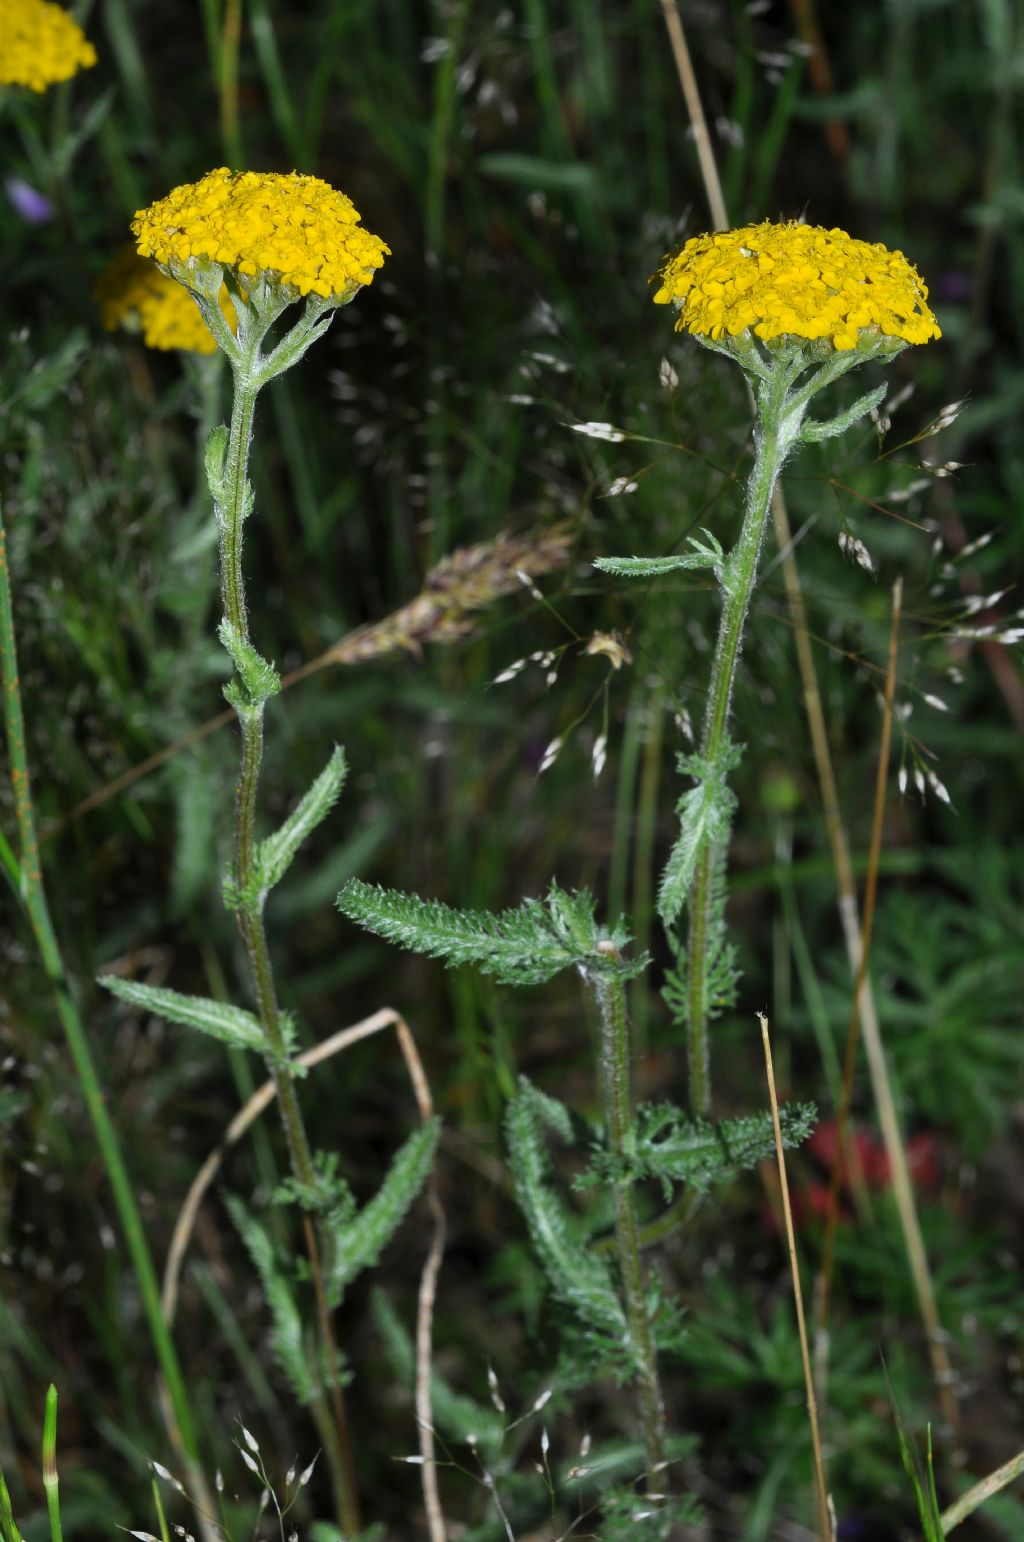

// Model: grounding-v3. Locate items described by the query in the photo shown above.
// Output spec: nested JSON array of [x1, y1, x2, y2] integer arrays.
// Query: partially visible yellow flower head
[[654, 220, 940, 352], [2, 0, 97, 92], [96, 246, 236, 354], [131, 168, 389, 301]]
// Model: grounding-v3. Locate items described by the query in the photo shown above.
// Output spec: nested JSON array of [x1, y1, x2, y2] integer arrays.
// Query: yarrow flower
[[653, 220, 940, 352], [1, 0, 97, 92], [131, 167, 389, 302], [95, 246, 236, 355]]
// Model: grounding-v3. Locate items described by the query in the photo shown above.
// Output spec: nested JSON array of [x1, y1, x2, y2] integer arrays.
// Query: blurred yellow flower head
[[1, 0, 97, 92], [654, 220, 940, 352], [96, 246, 236, 355], [131, 167, 389, 301]]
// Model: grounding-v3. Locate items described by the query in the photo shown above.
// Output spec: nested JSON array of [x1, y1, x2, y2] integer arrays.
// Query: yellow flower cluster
[[96, 246, 236, 355], [654, 220, 940, 352], [131, 168, 389, 301], [1, 0, 96, 92]]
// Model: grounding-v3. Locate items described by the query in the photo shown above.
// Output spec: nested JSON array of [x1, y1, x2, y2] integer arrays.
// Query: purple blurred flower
[[5, 178, 55, 225], [837, 1517, 901, 1542], [934, 269, 972, 303]]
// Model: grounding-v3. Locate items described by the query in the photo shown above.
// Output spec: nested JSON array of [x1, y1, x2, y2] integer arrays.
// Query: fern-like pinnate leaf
[[657, 744, 742, 928], [203, 423, 228, 499], [98, 976, 265, 1052], [324, 1118, 440, 1307], [338, 881, 648, 987], [258, 746, 347, 895], [799, 383, 887, 442], [662, 845, 739, 1034], [225, 1196, 315, 1404], [593, 530, 724, 581], [632, 1100, 817, 1199], [218, 617, 281, 706], [337, 882, 571, 983], [506, 1079, 627, 1338]]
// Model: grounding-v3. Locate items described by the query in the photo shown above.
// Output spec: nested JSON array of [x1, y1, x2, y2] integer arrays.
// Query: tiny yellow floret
[[654, 221, 940, 351], [95, 246, 236, 355], [131, 168, 389, 301], [1, 0, 97, 92]]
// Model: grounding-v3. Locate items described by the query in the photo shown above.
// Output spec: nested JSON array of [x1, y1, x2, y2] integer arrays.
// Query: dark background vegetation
[[2, 0, 1023, 1537]]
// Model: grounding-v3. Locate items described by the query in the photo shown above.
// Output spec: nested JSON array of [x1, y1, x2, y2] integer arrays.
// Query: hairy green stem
[[685, 368, 796, 1117], [218, 362, 360, 1536], [592, 968, 667, 1487], [219, 371, 318, 1190], [0, 501, 201, 1467]]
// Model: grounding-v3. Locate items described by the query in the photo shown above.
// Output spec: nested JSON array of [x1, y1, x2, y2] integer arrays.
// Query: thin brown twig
[[940, 1445, 1024, 1534], [658, 0, 727, 231], [392, 1016, 448, 1542], [161, 1012, 391, 1318], [758, 1012, 832, 1542], [814, 581, 958, 1434], [817, 581, 904, 1314]]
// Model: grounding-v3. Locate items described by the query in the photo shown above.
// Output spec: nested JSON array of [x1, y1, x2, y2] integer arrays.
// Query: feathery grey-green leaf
[[337, 881, 577, 985], [657, 749, 740, 928], [259, 746, 347, 894], [594, 531, 723, 581], [203, 423, 228, 499], [98, 976, 264, 1052], [632, 1101, 817, 1197], [662, 843, 739, 1035], [799, 383, 887, 442], [506, 1079, 626, 1337], [325, 1119, 440, 1306], [218, 617, 281, 705]]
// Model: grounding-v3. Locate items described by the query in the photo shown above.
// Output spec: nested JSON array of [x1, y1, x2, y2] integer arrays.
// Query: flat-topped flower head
[[131, 167, 389, 302], [2, 0, 97, 92], [654, 220, 940, 353], [95, 246, 236, 355]]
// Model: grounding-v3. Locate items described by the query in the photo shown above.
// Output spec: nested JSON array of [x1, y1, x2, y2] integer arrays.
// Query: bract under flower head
[[653, 220, 940, 352], [2, 0, 97, 92], [131, 168, 389, 302], [95, 246, 236, 355]]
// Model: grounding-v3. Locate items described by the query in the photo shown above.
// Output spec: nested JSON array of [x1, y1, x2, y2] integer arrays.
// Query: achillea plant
[[96, 168, 440, 1536], [338, 217, 939, 1534], [601, 218, 940, 1118], [337, 883, 813, 1532], [0, 0, 96, 92]]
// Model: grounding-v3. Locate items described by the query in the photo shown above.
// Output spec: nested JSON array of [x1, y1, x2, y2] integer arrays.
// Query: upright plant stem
[[0, 501, 201, 1468], [217, 366, 360, 1535], [591, 968, 666, 1486], [685, 374, 790, 1117], [41, 1386, 62, 1542]]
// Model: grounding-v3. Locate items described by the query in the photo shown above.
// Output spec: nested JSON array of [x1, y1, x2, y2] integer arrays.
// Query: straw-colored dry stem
[[759, 1013, 831, 1541]]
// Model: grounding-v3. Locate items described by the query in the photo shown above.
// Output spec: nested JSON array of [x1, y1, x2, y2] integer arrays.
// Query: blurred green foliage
[[2, 0, 1023, 1537]]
